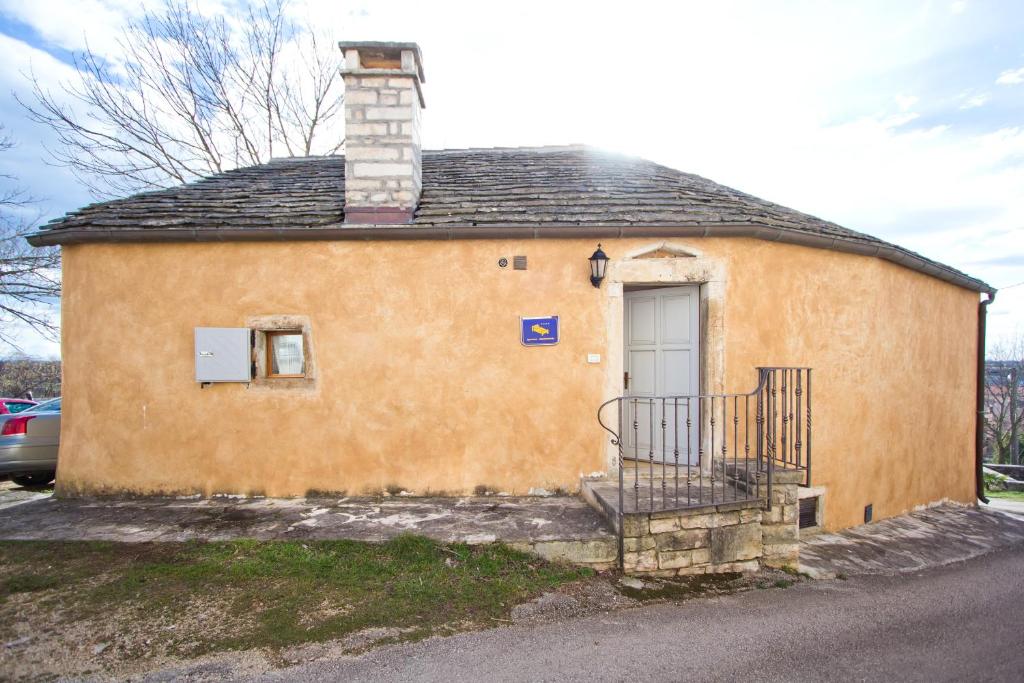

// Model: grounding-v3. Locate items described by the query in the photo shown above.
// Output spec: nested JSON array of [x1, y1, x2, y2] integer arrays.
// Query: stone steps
[[581, 463, 803, 576], [581, 476, 762, 534]]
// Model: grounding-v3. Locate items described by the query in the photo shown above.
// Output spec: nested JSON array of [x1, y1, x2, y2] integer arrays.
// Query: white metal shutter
[[194, 328, 250, 382]]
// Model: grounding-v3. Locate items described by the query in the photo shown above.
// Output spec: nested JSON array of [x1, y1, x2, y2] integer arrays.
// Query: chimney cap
[[338, 41, 425, 82]]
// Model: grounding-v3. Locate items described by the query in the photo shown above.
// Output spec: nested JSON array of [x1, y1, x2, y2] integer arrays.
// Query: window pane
[[27, 398, 60, 413], [270, 334, 304, 376], [5, 402, 31, 413]]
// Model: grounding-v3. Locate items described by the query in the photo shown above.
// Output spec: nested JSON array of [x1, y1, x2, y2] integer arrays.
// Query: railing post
[[686, 397, 693, 503], [709, 396, 716, 503], [673, 398, 680, 507], [660, 398, 667, 504], [697, 396, 704, 505], [617, 399, 624, 569], [781, 369, 788, 470], [806, 368, 813, 487], [795, 369, 803, 471], [756, 369, 765, 471], [767, 369, 777, 510], [733, 395, 739, 503], [744, 394, 751, 501], [632, 398, 639, 512], [648, 399, 655, 512]]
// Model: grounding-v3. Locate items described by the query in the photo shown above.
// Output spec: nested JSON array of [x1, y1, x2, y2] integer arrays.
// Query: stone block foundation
[[586, 462, 804, 576]]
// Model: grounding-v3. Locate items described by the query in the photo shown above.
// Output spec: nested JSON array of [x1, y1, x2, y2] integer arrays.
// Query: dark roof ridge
[[426, 144, 591, 154], [26, 147, 993, 294]]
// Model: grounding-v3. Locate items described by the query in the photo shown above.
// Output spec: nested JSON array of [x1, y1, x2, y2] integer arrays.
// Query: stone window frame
[[246, 315, 317, 390]]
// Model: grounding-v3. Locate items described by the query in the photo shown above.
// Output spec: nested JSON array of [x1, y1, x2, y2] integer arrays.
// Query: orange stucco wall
[[721, 239, 978, 529], [57, 237, 979, 530]]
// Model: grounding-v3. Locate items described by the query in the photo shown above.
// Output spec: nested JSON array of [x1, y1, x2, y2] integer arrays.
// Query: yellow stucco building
[[30, 42, 994, 534]]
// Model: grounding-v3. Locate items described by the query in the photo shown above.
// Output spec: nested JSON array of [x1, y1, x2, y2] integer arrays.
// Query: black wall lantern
[[589, 244, 609, 288]]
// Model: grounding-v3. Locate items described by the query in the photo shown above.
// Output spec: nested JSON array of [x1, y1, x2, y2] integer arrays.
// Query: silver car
[[0, 397, 60, 487]]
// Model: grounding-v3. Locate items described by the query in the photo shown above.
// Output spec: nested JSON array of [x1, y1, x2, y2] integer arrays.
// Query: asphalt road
[[258, 545, 1024, 683]]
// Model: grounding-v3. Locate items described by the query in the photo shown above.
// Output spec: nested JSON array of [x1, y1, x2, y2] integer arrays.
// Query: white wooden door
[[624, 286, 700, 464]]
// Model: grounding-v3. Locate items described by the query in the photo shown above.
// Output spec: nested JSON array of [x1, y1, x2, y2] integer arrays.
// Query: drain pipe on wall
[[976, 290, 996, 504]]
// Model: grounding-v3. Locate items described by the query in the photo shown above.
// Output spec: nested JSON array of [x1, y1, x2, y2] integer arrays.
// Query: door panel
[[662, 349, 692, 395], [624, 286, 700, 464], [628, 296, 657, 344], [661, 293, 693, 344], [628, 350, 656, 395]]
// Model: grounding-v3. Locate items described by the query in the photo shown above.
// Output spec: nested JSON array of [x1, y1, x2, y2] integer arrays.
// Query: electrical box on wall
[[194, 327, 251, 382]]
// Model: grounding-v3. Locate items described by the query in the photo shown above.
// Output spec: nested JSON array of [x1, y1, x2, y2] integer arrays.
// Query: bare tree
[[984, 334, 1024, 465], [0, 355, 61, 399], [19, 0, 345, 198], [0, 125, 61, 351]]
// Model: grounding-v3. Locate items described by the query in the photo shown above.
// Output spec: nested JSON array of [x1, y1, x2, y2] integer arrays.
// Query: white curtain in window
[[270, 334, 304, 375]]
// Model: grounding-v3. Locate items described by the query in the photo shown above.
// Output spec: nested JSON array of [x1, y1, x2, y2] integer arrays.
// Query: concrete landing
[[799, 504, 1024, 578], [582, 476, 760, 533], [0, 492, 618, 569]]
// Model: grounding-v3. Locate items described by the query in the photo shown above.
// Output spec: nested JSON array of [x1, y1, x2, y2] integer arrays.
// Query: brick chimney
[[339, 41, 425, 224]]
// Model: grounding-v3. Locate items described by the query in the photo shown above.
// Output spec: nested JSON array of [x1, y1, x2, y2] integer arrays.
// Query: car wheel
[[11, 472, 55, 488]]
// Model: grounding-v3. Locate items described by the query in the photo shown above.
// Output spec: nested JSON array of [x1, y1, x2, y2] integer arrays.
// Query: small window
[[266, 331, 305, 378], [5, 402, 33, 413]]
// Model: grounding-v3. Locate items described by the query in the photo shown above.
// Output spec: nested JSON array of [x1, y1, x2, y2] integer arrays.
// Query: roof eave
[[26, 222, 994, 294]]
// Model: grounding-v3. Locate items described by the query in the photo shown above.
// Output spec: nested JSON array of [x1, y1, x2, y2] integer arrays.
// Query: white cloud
[[0, 310, 60, 359], [996, 66, 1024, 85], [959, 92, 990, 109], [895, 94, 919, 112], [1, 0, 1023, 353], [0, 0, 144, 55]]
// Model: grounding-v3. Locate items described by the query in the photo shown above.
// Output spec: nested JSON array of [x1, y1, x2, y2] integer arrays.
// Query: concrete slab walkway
[[0, 483, 49, 511], [799, 504, 1024, 577], [0, 492, 618, 568], [984, 497, 1024, 517]]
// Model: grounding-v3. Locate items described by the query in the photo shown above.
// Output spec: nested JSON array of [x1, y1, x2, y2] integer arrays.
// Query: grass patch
[[1, 572, 60, 596], [0, 536, 591, 656], [986, 488, 1024, 502]]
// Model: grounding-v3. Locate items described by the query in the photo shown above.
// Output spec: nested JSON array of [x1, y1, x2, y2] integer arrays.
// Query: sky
[[0, 0, 1022, 358]]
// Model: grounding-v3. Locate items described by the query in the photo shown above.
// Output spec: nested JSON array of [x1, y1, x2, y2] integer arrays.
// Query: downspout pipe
[[976, 290, 996, 504]]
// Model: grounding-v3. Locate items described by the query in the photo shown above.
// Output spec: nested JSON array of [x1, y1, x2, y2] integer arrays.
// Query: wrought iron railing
[[597, 366, 813, 518], [758, 367, 812, 485]]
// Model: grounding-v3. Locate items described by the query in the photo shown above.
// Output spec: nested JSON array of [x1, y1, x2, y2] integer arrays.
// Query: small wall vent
[[864, 503, 873, 523], [798, 496, 818, 529], [513, 255, 527, 270]]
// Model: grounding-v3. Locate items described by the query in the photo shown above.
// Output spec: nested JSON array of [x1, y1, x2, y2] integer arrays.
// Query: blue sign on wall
[[521, 315, 559, 346]]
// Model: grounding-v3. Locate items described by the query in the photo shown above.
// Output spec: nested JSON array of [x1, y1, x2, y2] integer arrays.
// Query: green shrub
[[984, 468, 1009, 492]]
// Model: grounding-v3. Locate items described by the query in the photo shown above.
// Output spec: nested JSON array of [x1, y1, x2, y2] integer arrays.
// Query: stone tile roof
[[30, 145, 991, 292]]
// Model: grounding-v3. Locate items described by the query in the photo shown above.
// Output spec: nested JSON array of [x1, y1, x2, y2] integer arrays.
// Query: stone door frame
[[601, 240, 727, 474]]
